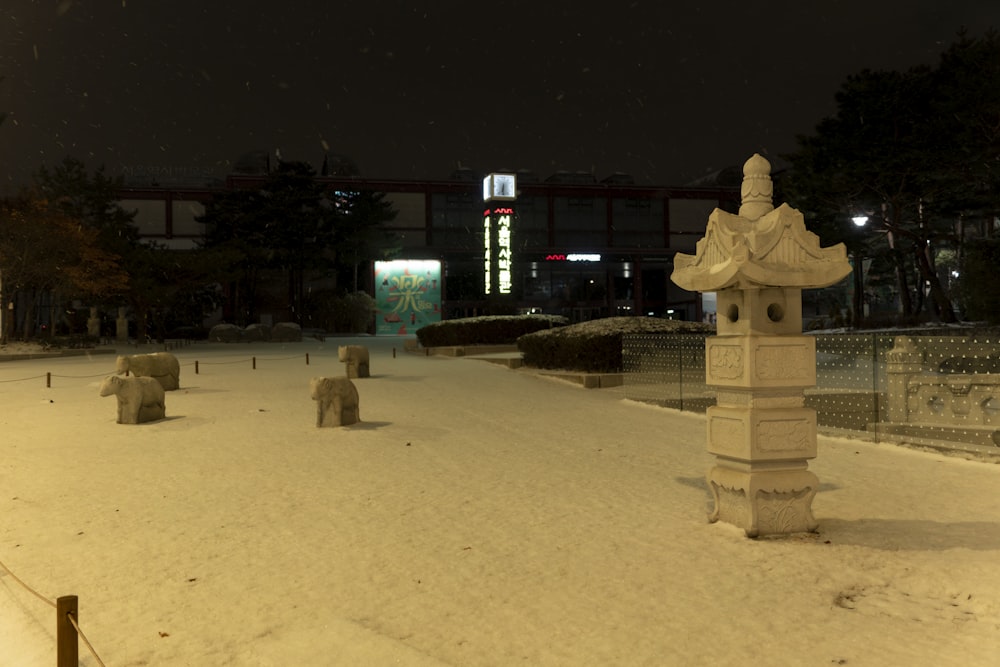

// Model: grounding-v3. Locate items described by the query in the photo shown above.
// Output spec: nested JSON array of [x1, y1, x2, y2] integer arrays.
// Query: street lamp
[[850, 215, 868, 327]]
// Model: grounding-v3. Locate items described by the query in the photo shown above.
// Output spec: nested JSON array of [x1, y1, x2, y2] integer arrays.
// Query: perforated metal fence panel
[[622, 332, 1000, 457], [622, 333, 711, 412]]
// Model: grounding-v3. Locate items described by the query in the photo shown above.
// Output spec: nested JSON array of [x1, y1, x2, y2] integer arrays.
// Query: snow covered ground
[[1, 337, 998, 666]]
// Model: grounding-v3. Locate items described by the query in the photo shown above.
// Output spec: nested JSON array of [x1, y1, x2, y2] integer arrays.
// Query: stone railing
[[882, 336, 1000, 448], [622, 333, 1000, 457]]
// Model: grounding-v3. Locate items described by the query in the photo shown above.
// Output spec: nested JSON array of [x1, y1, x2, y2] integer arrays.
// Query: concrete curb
[[0, 348, 118, 362], [416, 344, 622, 389]]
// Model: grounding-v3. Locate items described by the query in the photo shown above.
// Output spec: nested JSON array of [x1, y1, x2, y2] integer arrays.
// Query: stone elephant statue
[[338, 345, 370, 379], [116, 352, 180, 391], [310, 376, 360, 427], [99, 375, 166, 424]]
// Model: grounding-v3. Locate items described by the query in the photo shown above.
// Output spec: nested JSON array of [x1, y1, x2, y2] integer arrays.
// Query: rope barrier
[[0, 350, 319, 386], [197, 353, 308, 365], [196, 357, 255, 366], [0, 557, 57, 608], [0, 374, 49, 384], [49, 370, 118, 379], [68, 606, 107, 667], [0, 559, 106, 666]]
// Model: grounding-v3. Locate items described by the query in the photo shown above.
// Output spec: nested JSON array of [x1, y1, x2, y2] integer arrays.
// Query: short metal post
[[195, 360, 200, 374], [306, 353, 310, 365], [252, 356, 256, 370], [56, 595, 78, 667], [46, 372, 51, 388]]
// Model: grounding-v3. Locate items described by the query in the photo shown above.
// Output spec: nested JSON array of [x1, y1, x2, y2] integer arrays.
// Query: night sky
[[1, 1, 998, 193]]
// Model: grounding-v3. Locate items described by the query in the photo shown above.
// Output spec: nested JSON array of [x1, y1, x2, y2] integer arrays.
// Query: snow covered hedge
[[517, 317, 713, 373], [415, 314, 568, 347]]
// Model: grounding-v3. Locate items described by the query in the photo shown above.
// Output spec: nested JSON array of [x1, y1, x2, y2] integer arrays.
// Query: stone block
[[707, 464, 819, 537], [706, 404, 817, 461], [705, 335, 816, 388], [715, 287, 803, 336]]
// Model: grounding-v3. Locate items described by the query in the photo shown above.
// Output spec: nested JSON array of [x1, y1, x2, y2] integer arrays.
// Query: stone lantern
[[671, 154, 851, 537]]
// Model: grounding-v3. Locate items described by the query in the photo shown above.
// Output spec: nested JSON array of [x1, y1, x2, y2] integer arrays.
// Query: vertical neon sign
[[483, 209, 492, 295], [482, 173, 516, 297], [496, 209, 512, 294]]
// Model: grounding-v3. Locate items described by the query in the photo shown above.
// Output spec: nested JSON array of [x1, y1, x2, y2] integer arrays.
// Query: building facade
[[117, 172, 740, 324]]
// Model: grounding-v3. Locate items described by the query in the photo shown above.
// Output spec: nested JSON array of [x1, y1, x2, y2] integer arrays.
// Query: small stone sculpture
[[310, 376, 360, 427], [116, 352, 180, 391], [100, 375, 166, 424], [338, 345, 370, 378]]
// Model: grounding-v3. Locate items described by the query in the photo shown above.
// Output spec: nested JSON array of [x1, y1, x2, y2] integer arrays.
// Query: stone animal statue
[[310, 376, 360, 427], [338, 345, 370, 379], [99, 375, 166, 424], [116, 352, 180, 391]]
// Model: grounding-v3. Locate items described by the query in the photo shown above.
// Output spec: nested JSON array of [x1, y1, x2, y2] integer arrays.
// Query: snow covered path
[[1, 337, 998, 666]]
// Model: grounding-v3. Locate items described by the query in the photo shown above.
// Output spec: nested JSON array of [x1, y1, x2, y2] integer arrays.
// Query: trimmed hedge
[[517, 317, 713, 373], [416, 315, 568, 347]]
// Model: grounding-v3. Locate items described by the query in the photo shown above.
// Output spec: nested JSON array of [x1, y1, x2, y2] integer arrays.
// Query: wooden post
[[46, 372, 51, 388], [195, 360, 200, 374], [56, 596, 78, 667], [252, 356, 256, 370], [306, 353, 310, 365]]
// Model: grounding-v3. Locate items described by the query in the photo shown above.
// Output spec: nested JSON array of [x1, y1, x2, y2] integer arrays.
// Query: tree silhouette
[[782, 31, 1000, 324]]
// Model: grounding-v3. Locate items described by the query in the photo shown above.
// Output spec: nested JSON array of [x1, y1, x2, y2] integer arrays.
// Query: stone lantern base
[[707, 464, 819, 537]]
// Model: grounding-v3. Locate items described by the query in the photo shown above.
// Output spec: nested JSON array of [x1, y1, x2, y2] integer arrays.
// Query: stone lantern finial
[[739, 153, 774, 221]]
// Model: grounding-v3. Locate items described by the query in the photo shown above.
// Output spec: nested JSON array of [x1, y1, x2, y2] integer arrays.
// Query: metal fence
[[622, 333, 1000, 459]]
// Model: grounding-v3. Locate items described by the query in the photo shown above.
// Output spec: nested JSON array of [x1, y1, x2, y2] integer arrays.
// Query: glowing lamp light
[[852, 215, 869, 227]]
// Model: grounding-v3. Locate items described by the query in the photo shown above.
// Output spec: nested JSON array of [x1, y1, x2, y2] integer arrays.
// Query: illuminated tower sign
[[482, 173, 517, 295]]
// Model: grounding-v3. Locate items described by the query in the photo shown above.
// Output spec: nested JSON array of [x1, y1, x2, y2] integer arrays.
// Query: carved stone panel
[[707, 465, 819, 537], [708, 344, 744, 381], [706, 336, 816, 389], [707, 405, 817, 461], [753, 341, 813, 383]]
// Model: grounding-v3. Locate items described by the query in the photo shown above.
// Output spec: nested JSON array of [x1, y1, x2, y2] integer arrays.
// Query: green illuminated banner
[[374, 260, 442, 335]]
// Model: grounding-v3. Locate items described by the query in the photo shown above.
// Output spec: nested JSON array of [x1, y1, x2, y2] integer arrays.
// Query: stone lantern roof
[[671, 154, 851, 292]]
